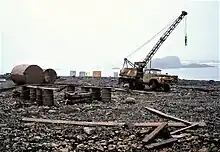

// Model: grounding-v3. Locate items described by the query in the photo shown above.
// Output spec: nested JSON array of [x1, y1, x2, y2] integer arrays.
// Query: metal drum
[[21, 86, 30, 100], [42, 89, 54, 106], [91, 87, 101, 101], [11, 64, 44, 85], [101, 87, 112, 102], [36, 88, 43, 105], [30, 88, 36, 101]]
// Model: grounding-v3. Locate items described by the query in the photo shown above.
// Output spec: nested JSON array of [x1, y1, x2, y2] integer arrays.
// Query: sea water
[[53, 62, 220, 81], [162, 67, 220, 81], [56, 66, 219, 81]]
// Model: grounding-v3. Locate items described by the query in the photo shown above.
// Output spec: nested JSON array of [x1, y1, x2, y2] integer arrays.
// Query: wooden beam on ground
[[170, 123, 199, 135], [22, 118, 126, 127], [145, 106, 192, 125], [22, 118, 205, 128], [142, 122, 168, 143], [134, 122, 187, 127]]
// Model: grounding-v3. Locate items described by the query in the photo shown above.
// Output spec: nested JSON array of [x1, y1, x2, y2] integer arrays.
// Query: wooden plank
[[145, 138, 178, 149], [22, 118, 205, 128], [22, 118, 126, 127], [170, 123, 199, 135], [142, 122, 168, 143], [39, 86, 59, 91], [26, 85, 38, 89], [26, 85, 59, 91], [134, 122, 187, 127], [171, 133, 189, 139], [113, 88, 128, 92], [145, 106, 192, 125]]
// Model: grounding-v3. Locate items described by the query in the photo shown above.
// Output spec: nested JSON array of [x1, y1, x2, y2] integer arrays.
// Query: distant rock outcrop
[[181, 63, 214, 68], [151, 56, 182, 69], [151, 56, 214, 69]]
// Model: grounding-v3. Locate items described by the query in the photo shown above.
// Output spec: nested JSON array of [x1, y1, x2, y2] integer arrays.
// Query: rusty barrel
[[30, 88, 36, 101], [42, 89, 54, 106], [101, 87, 112, 102], [21, 86, 30, 100], [67, 84, 76, 92], [91, 87, 101, 101], [43, 68, 57, 84], [36, 88, 43, 105], [11, 64, 44, 85], [81, 86, 90, 92]]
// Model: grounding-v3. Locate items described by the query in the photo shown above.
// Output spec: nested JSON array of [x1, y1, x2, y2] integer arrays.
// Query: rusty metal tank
[[11, 64, 44, 85], [43, 68, 57, 84]]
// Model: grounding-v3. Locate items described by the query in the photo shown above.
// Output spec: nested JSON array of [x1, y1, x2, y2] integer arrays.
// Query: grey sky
[[0, 0, 219, 74]]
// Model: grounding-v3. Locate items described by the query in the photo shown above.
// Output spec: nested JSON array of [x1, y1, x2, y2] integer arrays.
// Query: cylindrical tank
[[43, 68, 57, 84], [11, 64, 44, 85]]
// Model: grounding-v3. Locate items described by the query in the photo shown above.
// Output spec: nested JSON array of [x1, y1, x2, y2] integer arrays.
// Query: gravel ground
[[0, 77, 220, 152]]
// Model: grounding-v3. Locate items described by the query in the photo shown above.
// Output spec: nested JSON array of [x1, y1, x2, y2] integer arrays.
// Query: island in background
[[151, 56, 215, 69]]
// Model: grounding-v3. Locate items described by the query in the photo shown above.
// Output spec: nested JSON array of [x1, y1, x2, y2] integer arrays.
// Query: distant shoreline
[[159, 65, 216, 70]]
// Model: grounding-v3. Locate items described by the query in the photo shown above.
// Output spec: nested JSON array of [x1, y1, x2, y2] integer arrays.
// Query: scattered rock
[[59, 148, 69, 152], [123, 97, 136, 104], [108, 144, 116, 151], [0, 77, 219, 151], [83, 127, 96, 135], [198, 147, 209, 152], [48, 109, 56, 113]]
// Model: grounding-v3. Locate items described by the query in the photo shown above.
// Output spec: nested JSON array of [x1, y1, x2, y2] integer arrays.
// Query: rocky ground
[[0, 77, 220, 152]]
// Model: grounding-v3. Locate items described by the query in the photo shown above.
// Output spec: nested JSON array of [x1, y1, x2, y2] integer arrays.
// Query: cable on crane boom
[[126, 18, 176, 59], [184, 16, 187, 46]]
